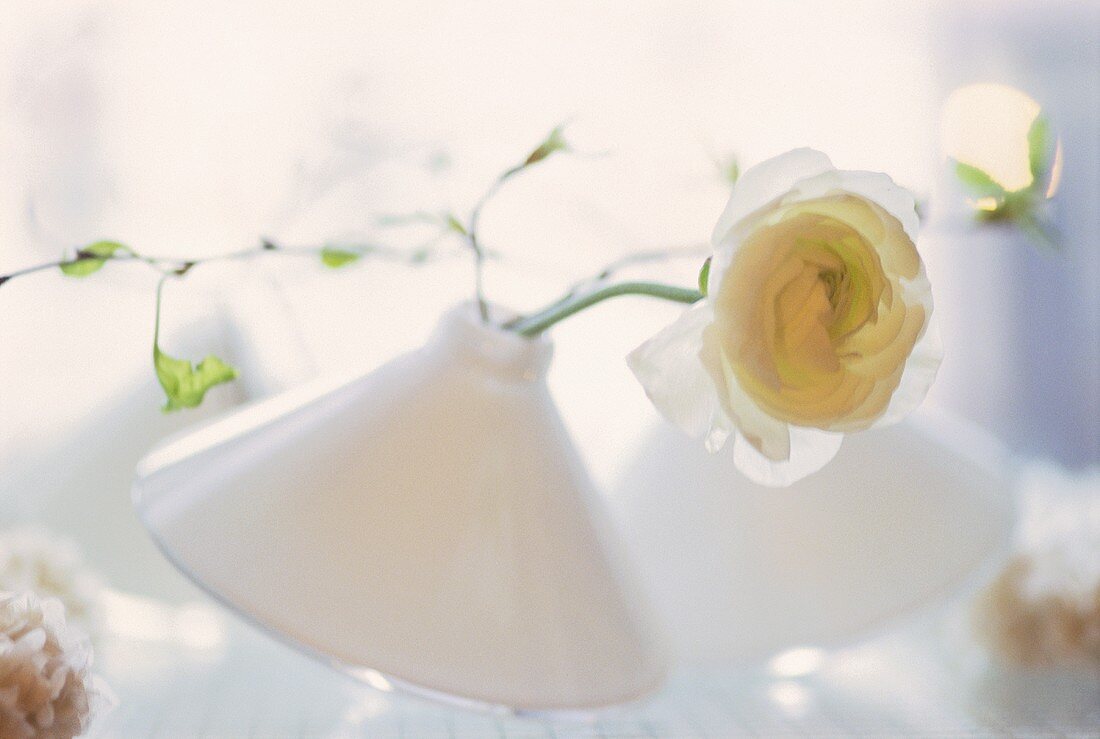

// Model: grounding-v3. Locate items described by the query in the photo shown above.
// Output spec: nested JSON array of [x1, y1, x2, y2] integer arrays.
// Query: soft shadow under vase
[[132, 303, 666, 712]]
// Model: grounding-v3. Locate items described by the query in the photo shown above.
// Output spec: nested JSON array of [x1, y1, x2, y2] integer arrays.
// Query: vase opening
[[428, 302, 554, 383]]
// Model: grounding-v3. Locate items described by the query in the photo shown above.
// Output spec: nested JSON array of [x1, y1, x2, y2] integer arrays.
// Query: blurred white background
[[2, 0, 1098, 535], [0, 0, 942, 487], [2, 0, 1096, 475]]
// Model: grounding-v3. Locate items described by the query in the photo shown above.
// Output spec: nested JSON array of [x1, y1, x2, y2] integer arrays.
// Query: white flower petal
[[874, 312, 943, 428], [710, 148, 835, 248], [732, 426, 844, 487], [704, 413, 733, 453], [703, 340, 792, 461], [631, 148, 938, 487], [627, 302, 726, 442], [787, 169, 921, 242]]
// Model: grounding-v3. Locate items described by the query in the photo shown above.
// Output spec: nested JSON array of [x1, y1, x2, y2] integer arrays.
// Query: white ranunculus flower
[[628, 149, 942, 486]]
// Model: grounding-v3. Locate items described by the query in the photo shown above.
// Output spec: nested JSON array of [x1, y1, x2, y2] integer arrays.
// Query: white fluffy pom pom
[[0, 592, 111, 739]]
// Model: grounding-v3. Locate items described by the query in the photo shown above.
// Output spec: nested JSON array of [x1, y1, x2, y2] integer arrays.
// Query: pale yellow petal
[[700, 333, 792, 462]]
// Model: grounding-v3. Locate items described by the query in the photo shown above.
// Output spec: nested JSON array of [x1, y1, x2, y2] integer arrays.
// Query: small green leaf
[[444, 213, 468, 237], [85, 240, 130, 257], [152, 277, 237, 412], [155, 346, 238, 412], [320, 247, 362, 268], [952, 160, 1005, 198], [1000, 190, 1032, 218], [698, 257, 712, 296], [1015, 211, 1061, 251], [60, 240, 131, 278], [717, 155, 740, 185], [1027, 114, 1052, 188], [524, 124, 570, 166], [60, 259, 104, 277], [426, 149, 451, 174]]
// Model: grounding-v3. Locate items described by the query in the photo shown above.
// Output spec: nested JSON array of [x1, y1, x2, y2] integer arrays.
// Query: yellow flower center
[[706, 195, 924, 430]]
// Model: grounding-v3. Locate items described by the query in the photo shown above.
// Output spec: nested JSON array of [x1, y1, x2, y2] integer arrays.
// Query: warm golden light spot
[[941, 83, 1042, 193], [972, 196, 1001, 212]]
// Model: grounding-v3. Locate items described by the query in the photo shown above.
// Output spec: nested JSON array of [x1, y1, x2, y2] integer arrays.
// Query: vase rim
[[430, 301, 554, 381]]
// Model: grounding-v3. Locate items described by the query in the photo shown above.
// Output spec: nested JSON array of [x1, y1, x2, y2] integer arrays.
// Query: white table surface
[[85, 591, 1099, 738]]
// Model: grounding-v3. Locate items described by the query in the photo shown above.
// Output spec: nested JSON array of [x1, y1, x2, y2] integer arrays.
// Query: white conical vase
[[610, 410, 1015, 665], [132, 303, 667, 712]]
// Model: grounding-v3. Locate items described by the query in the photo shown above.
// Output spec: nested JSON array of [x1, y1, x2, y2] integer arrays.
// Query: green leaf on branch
[[1015, 212, 1061, 252], [698, 257, 712, 296], [1027, 114, 1051, 187], [444, 213, 468, 236], [155, 346, 238, 412], [320, 247, 362, 268], [524, 124, 570, 166], [952, 160, 1005, 198], [60, 260, 103, 277], [60, 241, 131, 278], [716, 154, 740, 185], [153, 279, 237, 412]]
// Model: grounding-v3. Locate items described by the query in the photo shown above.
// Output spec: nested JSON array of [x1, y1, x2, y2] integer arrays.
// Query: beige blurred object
[[0, 592, 112, 739], [974, 559, 1100, 667], [0, 528, 103, 640], [973, 464, 1100, 667]]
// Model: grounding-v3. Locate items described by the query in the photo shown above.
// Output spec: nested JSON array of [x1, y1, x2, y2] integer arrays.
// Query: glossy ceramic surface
[[133, 303, 667, 712]]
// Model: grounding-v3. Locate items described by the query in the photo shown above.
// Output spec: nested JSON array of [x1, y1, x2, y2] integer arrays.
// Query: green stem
[[0, 239, 448, 290], [465, 164, 525, 323], [511, 281, 703, 337]]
